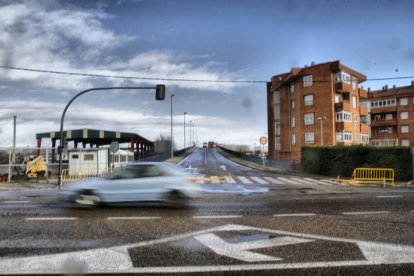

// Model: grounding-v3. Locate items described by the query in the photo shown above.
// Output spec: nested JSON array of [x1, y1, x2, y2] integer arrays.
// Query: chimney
[[382, 85, 388, 91], [411, 80, 414, 86], [393, 85, 396, 89], [311, 61, 315, 66], [304, 65, 308, 68], [368, 88, 371, 92]]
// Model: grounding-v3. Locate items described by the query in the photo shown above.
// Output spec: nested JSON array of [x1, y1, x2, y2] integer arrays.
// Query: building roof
[[36, 128, 153, 146], [269, 60, 367, 91], [368, 83, 414, 98]]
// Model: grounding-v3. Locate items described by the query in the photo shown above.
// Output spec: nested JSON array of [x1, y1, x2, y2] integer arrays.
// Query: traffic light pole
[[58, 85, 165, 187]]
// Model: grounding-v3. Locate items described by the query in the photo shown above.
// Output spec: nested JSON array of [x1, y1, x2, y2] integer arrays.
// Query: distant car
[[60, 162, 201, 207]]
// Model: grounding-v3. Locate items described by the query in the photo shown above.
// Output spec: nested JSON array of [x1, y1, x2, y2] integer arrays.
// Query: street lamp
[[170, 94, 175, 158], [317, 117, 327, 145], [183, 112, 187, 149], [189, 120, 192, 146], [57, 85, 165, 187]]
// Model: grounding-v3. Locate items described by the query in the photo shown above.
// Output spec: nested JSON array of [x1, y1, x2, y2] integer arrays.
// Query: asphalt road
[[0, 148, 413, 275]]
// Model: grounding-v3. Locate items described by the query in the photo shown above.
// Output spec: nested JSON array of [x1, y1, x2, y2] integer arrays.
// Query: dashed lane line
[[376, 195, 403, 198], [193, 215, 243, 219], [107, 216, 161, 220], [2, 201, 32, 204], [26, 217, 78, 221], [273, 213, 316, 217], [342, 211, 391, 216]]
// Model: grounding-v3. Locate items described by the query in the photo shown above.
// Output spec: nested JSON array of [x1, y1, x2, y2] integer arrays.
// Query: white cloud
[[0, 100, 261, 149], [0, 1, 245, 93]]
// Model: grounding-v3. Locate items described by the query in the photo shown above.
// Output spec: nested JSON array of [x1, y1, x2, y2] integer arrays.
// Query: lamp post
[[57, 85, 165, 187], [189, 120, 192, 146], [183, 112, 187, 149], [317, 117, 327, 145], [170, 94, 175, 158]]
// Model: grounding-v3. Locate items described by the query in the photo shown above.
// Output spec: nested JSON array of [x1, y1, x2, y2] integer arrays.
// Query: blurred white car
[[60, 162, 201, 207]]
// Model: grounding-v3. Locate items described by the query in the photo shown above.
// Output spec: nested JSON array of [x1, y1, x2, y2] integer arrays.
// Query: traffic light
[[155, 84, 165, 100]]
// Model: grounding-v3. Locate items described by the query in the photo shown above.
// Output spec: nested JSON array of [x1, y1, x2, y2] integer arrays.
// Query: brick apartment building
[[267, 61, 369, 161], [368, 82, 414, 147]]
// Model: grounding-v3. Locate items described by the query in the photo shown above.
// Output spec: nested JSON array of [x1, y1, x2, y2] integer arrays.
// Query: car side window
[[141, 165, 164, 177]]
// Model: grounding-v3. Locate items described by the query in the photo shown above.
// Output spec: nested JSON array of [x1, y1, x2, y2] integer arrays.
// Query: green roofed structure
[[36, 128, 154, 162]]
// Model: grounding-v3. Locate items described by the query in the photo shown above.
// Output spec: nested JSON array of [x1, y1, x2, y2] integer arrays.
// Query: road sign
[[260, 136, 267, 145], [2, 224, 414, 274]]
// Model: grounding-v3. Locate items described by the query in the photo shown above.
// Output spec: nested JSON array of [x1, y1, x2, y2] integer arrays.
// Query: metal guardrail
[[337, 168, 395, 187]]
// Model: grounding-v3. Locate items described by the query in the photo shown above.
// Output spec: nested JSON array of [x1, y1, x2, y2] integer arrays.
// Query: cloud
[[0, 1, 245, 93], [0, 100, 255, 148]]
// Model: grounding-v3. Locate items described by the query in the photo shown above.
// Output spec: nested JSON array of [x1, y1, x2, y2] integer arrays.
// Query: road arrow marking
[[195, 233, 313, 262]]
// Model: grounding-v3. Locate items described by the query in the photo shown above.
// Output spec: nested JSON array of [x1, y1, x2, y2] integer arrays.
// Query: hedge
[[301, 145, 412, 181]]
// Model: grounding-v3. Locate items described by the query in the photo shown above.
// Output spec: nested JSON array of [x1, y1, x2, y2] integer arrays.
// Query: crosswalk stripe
[[290, 177, 322, 185], [250, 177, 268, 185], [237, 176, 253, 184], [263, 177, 285, 185], [224, 176, 237, 184], [210, 176, 221, 184], [277, 177, 302, 185], [303, 177, 334, 186]]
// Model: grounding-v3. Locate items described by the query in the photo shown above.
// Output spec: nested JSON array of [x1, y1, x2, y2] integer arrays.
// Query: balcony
[[370, 106, 397, 114], [335, 82, 352, 93], [370, 139, 399, 147], [360, 106, 368, 115], [370, 119, 397, 127], [334, 101, 352, 112]]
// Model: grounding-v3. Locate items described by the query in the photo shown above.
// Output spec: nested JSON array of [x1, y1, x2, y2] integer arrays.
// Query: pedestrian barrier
[[337, 168, 394, 187], [61, 169, 111, 184]]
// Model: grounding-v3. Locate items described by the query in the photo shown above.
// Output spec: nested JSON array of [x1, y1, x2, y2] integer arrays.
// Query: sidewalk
[[0, 181, 58, 192]]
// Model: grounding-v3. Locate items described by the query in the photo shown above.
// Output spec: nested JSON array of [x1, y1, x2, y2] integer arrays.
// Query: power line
[[0, 65, 413, 84], [0, 65, 266, 84]]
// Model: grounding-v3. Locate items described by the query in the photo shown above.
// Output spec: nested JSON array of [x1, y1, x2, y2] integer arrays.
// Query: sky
[[0, 0, 413, 150]]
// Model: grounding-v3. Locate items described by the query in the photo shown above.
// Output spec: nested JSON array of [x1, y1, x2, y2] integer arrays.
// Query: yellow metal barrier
[[61, 169, 112, 184], [338, 168, 394, 187]]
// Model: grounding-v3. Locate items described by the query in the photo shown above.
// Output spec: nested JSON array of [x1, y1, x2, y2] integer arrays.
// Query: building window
[[84, 154, 94, 161], [401, 139, 410, 146], [361, 133, 369, 144], [275, 122, 281, 136], [336, 110, 352, 122], [290, 83, 295, 93], [275, 137, 281, 150], [352, 96, 357, 109], [305, 132, 314, 144], [291, 117, 296, 128], [304, 113, 314, 125], [385, 113, 393, 120], [354, 133, 359, 144], [336, 130, 352, 142], [352, 77, 357, 90], [292, 134, 296, 145], [304, 94, 314, 106], [371, 98, 396, 109], [303, 75, 313, 87], [400, 98, 408, 106], [291, 100, 295, 110], [401, 125, 409, 133], [72, 154, 79, 159], [400, 111, 409, 120], [353, 114, 358, 126]]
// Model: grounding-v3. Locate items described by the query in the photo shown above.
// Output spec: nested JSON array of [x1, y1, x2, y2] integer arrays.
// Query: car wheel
[[74, 190, 101, 208], [164, 190, 189, 208]]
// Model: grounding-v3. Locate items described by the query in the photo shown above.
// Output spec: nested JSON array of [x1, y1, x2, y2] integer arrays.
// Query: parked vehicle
[[60, 162, 201, 207]]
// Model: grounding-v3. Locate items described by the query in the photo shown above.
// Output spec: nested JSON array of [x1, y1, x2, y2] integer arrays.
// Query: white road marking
[[224, 176, 237, 184], [193, 215, 242, 219], [376, 195, 402, 198], [263, 177, 285, 185], [273, 213, 316, 217], [342, 211, 391, 216], [194, 233, 312, 262], [277, 177, 301, 185], [250, 177, 268, 185], [107, 217, 161, 220], [290, 177, 322, 185], [2, 201, 32, 204], [237, 176, 253, 184], [302, 178, 333, 186], [26, 217, 78, 221], [3, 224, 414, 274]]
